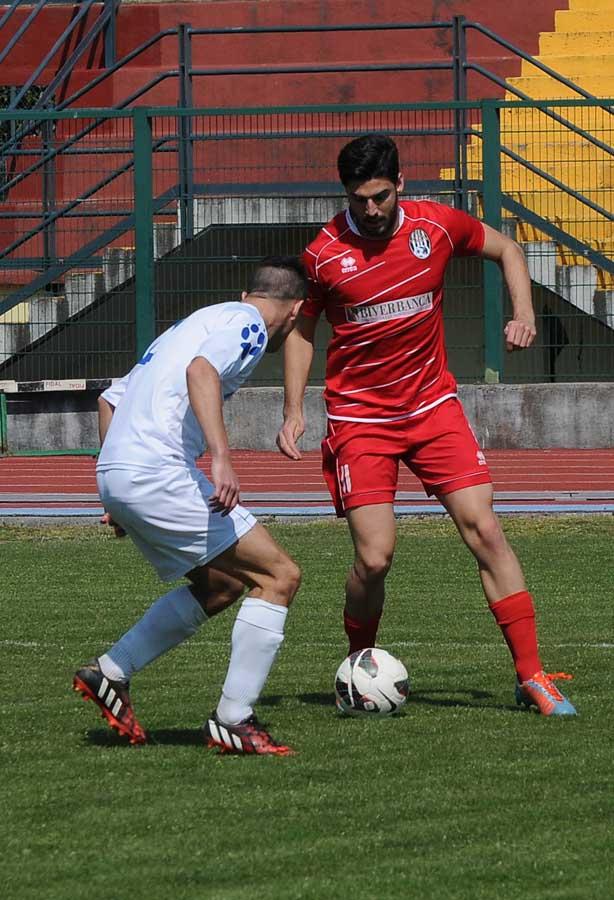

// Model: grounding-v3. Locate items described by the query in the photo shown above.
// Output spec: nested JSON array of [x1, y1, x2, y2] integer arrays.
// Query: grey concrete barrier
[[2, 383, 613, 453]]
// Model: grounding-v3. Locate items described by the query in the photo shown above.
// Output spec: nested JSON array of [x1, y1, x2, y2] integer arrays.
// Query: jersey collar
[[345, 205, 405, 239]]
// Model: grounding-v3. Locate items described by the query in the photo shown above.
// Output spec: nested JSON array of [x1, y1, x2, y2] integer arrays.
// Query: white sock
[[99, 585, 207, 682], [216, 597, 288, 725]]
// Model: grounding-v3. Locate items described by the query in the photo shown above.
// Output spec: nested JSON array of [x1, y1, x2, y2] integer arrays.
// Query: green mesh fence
[[0, 101, 612, 386], [498, 101, 614, 382]]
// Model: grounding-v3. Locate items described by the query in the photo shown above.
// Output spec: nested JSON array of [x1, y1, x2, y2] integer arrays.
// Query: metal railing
[[1, 0, 118, 119], [0, 101, 612, 386], [0, 0, 119, 199], [1, 15, 611, 253], [0, 17, 613, 384]]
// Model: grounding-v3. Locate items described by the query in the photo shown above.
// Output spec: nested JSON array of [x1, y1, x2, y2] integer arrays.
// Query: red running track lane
[[1, 449, 614, 495]]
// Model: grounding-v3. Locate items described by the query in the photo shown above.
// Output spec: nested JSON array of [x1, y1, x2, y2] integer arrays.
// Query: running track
[[1, 449, 613, 516]]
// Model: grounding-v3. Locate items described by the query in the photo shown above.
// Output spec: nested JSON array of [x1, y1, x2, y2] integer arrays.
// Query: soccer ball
[[334, 648, 410, 716]]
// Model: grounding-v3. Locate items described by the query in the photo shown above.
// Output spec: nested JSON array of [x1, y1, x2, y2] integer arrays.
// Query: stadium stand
[[0, 0, 612, 414], [442, 0, 614, 309]]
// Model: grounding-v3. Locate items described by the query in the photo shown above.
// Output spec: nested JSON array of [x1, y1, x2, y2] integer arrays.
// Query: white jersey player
[[73, 257, 307, 755]]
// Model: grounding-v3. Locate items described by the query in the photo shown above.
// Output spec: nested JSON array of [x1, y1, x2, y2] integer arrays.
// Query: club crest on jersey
[[240, 323, 266, 360], [409, 228, 431, 259], [340, 255, 358, 274]]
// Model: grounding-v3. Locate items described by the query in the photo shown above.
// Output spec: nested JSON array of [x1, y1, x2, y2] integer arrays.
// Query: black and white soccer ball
[[335, 648, 410, 717]]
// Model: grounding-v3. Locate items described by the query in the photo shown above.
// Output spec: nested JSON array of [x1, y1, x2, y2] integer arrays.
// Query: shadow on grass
[[85, 727, 203, 747], [83, 693, 288, 747], [409, 689, 520, 712], [299, 688, 519, 712], [299, 692, 336, 707]]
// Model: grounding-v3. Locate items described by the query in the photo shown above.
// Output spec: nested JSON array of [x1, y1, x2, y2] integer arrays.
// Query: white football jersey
[[97, 302, 268, 471]]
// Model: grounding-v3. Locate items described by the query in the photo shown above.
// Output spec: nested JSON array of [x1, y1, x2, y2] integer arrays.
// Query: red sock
[[344, 611, 381, 655], [489, 590, 542, 682]]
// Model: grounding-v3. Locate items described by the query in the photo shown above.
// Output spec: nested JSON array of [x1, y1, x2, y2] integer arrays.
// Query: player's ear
[[241, 291, 248, 301], [397, 173, 405, 194], [291, 299, 304, 320]]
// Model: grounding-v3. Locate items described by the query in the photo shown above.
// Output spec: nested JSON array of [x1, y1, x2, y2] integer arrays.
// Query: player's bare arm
[[277, 312, 317, 460], [481, 223, 536, 352], [97, 395, 115, 445], [96, 395, 127, 537], [186, 355, 240, 513]]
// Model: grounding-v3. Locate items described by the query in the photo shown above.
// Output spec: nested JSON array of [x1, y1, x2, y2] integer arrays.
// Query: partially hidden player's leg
[[100, 569, 244, 682], [203, 522, 301, 754], [73, 569, 245, 744], [344, 503, 396, 654], [439, 484, 576, 716]]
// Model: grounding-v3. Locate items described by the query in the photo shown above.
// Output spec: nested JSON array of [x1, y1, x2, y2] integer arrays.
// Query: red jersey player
[[277, 133, 576, 717]]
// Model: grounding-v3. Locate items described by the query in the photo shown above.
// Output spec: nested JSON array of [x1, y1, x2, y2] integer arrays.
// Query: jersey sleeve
[[301, 245, 325, 320], [440, 205, 485, 257], [197, 308, 268, 383], [100, 373, 130, 408]]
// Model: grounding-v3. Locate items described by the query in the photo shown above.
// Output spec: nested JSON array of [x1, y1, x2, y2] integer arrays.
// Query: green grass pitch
[[1, 516, 613, 900]]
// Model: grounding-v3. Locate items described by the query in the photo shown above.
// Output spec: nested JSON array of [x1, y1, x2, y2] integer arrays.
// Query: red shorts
[[322, 398, 492, 516]]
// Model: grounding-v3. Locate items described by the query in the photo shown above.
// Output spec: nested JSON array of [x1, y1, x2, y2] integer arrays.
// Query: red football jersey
[[302, 199, 485, 423]]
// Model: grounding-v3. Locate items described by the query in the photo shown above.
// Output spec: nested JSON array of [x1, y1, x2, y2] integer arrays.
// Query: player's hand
[[504, 318, 536, 352], [276, 414, 305, 460], [100, 511, 127, 538], [209, 454, 240, 514]]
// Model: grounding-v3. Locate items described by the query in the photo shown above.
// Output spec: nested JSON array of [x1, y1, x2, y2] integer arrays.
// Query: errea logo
[[341, 256, 358, 274]]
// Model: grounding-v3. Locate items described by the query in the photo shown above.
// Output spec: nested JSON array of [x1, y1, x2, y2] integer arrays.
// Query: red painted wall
[[0, 0, 569, 275], [1, 1, 568, 106]]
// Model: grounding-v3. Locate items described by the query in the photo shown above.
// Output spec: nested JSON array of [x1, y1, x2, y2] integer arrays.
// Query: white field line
[[2, 640, 613, 650]]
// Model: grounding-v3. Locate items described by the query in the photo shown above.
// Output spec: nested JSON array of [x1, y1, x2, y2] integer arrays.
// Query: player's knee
[[275, 557, 302, 605], [469, 514, 509, 558], [355, 549, 393, 584]]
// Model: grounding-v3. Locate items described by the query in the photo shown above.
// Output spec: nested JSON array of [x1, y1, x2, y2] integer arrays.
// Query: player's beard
[[356, 195, 399, 239]]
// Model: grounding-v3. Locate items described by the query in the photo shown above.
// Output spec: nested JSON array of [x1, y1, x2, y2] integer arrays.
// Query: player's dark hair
[[337, 133, 400, 187], [248, 256, 308, 301]]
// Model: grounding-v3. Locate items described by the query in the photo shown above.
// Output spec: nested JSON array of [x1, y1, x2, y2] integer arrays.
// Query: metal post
[[481, 100, 503, 384], [0, 392, 8, 454], [133, 108, 155, 359], [9, 86, 17, 142], [452, 15, 468, 211], [178, 23, 194, 243], [42, 114, 57, 271], [103, 0, 117, 67]]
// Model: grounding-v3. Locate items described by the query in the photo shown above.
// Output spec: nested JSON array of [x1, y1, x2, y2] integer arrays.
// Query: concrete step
[[460, 113, 613, 152], [523, 239, 614, 325], [0, 292, 71, 361], [595, 289, 614, 327], [569, 0, 614, 9], [500, 164, 613, 192], [0, 219, 181, 364], [0, 300, 30, 326], [496, 141, 614, 161], [539, 31, 614, 55], [520, 55, 614, 77], [457, 147, 614, 196], [555, 9, 614, 32], [555, 261, 600, 315], [506, 74, 614, 98], [190, 195, 344, 230]]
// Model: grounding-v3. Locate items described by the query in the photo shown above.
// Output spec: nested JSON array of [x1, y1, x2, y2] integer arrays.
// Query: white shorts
[[97, 466, 257, 582]]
